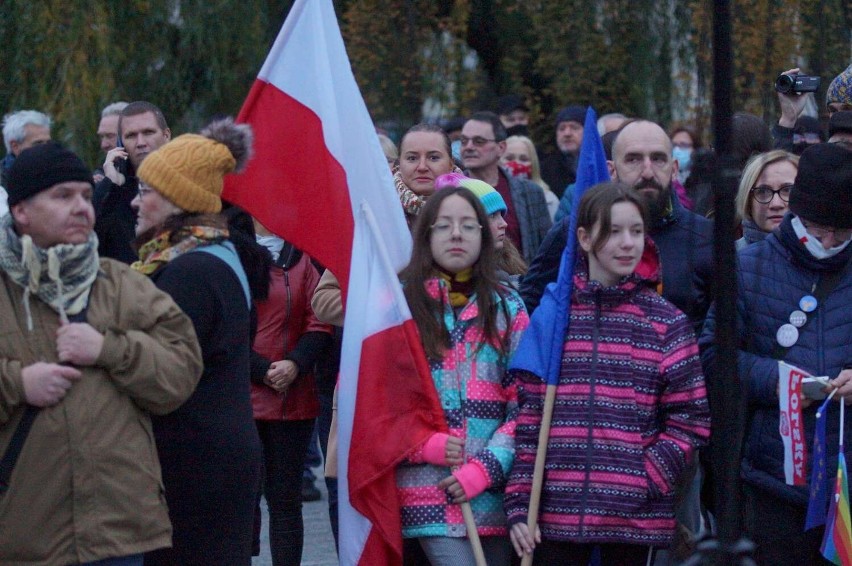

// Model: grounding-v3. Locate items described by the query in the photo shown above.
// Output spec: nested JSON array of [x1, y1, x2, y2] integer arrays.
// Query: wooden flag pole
[[460, 500, 487, 566], [521, 384, 558, 566]]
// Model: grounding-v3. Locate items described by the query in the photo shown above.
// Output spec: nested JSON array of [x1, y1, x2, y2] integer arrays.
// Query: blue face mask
[[451, 139, 462, 162], [672, 146, 692, 172]]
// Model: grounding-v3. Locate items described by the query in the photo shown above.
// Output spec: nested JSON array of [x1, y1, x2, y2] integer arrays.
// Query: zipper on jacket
[[578, 290, 602, 537]]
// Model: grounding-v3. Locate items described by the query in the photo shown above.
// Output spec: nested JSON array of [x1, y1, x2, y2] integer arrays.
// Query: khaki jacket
[[0, 259, 203, 566], [311, 269, 344, 327]]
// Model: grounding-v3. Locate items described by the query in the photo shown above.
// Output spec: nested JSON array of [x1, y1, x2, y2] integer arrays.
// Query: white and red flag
[[222, 1, 446, 564]]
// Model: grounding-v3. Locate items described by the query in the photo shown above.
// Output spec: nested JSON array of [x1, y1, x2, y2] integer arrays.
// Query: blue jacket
[[520, 195, 714, 333], [699, 214, 852, 506]]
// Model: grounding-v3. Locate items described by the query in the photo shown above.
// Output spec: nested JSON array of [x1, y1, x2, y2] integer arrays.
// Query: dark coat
[[700, 215, 852, 507], [144, 248, 262, 566], [520, 195, 714, 334], [503, 168, 553, 265], [93, 176, 140, 264], [540, 150, 576, 199]]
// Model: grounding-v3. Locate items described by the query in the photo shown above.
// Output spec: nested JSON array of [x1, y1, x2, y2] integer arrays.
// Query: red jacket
[[251, 251, 331, 421]]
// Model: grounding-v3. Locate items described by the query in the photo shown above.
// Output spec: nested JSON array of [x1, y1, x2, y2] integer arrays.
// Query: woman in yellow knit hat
[[131, 118, 262, 566]]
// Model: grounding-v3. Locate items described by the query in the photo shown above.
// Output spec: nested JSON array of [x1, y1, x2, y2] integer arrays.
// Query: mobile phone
[[114, 136, 128, 177], [802, 376, 831, 400]]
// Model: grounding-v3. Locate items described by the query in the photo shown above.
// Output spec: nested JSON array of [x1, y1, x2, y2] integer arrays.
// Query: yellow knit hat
[[137, 133, 236, 214]]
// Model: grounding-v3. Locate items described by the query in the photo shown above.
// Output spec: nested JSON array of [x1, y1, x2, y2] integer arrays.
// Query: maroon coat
[[251, 253, 331, 421]]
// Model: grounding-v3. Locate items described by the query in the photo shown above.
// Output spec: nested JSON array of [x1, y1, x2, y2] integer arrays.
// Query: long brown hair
[[401, 187, 510, 360]]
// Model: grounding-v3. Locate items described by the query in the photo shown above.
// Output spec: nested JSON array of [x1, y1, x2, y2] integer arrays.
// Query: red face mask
[[503, 160, 532, 179]]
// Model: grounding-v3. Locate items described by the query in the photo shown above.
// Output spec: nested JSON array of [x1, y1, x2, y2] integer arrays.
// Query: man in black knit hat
[[0, 142, 202, 566]]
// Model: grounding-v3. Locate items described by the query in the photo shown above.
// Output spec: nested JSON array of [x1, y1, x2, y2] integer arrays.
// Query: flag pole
[[460, 499, 487, 566], [510, 107, 607, 566], [521, 385, 556, 566], [361, 200, 485, 565]]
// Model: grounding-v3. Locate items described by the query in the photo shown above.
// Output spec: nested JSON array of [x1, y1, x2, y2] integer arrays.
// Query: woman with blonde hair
[[502, 135, 558, 220], [734, 150, 799, 249]]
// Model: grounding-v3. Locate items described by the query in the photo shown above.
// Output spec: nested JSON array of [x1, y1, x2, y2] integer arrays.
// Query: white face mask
[[256, 234, 284, 261], [791, 216, 851, 259]]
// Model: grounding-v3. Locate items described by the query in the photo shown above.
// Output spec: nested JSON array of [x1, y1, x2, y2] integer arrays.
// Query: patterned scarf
[[0, 214, 99, 330], [393, 164, 464, 219], [132, 225, 229, 275], [437, 267, 474, 307]]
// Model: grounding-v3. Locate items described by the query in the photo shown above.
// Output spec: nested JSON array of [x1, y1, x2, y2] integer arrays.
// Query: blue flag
[[509, 107, 610, 384], [806, 396, 832, 530]]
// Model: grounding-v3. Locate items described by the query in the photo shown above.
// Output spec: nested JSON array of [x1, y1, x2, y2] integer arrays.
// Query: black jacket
[[94, 176, 140, 264], [539, 150, 577, 200]]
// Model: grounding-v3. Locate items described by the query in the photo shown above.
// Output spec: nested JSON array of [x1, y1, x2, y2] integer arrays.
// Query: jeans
[[255, 419, 315, 566], [419, 536, 512, 566], [315, 335, 339, 549]]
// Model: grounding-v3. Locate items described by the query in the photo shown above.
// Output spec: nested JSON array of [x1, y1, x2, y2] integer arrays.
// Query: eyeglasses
[[459, 136, 497, 147], [137, 185, 155, 199], [430, 221, 482, 237], [750, 184, 792, 204], [801, 220, 852, 243]]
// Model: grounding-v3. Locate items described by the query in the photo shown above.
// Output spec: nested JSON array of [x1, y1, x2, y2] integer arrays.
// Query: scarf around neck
[[394, 164, 464, 219], [437, 267, 474, 307], [132, 225, 229, 275], [0, 214, 99, 330]]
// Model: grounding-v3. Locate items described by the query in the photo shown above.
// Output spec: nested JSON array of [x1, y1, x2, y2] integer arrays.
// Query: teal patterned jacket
[[396, 277, 529, 538]]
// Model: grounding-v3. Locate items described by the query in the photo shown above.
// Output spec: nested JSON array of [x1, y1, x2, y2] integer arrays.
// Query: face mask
[[672, 147, 692, 172], [791, 216, 851, 259], [503, 160, 532, 179], [256, 234, 285, 261], [451, 140, 462, 162]]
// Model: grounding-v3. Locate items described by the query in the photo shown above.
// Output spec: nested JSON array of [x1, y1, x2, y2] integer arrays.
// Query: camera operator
[[774, 64, 852, 152], [772, 68, 818, 153]]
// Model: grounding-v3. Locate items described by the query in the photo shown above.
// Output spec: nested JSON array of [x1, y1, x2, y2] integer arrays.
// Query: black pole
[[709, 0, 747, 550]]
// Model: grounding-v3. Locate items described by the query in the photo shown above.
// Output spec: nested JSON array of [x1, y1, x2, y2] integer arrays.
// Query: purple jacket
[[505, 259, 710, 547]]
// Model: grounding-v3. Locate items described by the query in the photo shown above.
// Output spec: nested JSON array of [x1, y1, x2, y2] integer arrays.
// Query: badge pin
[[776, 324, 799, 348], [789, 310, 807, 328], [799, 295, 818, 313]]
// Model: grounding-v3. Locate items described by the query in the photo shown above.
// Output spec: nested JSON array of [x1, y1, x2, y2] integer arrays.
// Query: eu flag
[[806, 397, 832, 530], [509, 107, 610, 384]]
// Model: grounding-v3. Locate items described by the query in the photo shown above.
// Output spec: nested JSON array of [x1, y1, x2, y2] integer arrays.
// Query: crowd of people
[[0, 60, 850, 566]]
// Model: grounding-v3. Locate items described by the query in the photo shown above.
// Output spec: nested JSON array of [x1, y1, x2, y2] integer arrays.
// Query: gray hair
[[597, 113, 627, 137], [3, 110, 52, 153], [101, 101, 129, 118]]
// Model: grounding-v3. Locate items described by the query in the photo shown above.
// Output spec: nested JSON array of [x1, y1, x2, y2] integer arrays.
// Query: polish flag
[[221, 1, 446, 564]]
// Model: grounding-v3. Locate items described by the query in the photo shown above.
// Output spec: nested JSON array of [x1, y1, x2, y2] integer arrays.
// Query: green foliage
[[2, 0, 849, 166], [0, 0, 290, 167]]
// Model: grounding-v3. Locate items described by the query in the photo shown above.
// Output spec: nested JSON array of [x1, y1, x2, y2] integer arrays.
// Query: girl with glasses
[[735, 150, 800, 249], [397, 187, 529, 566]]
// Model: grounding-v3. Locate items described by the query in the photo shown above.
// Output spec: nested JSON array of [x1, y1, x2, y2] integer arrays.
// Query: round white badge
[[789, 310, 807, 328], [776, 324, 799, 348]]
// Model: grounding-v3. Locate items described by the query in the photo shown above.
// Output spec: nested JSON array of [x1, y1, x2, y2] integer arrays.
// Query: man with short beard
[[520, 119, 714, 333]]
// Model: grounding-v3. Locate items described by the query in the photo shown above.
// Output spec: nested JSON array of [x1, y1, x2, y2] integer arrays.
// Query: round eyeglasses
[[430, 221, 482, 237], [750, 184, 792, 204]]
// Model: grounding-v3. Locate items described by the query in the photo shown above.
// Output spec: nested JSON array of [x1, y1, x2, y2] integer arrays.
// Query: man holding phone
[[94, 101, 171, 263]]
